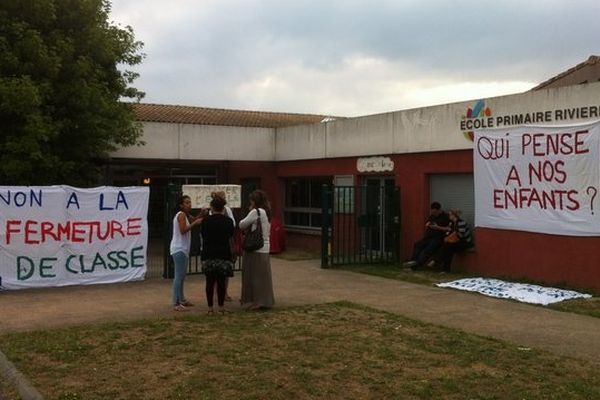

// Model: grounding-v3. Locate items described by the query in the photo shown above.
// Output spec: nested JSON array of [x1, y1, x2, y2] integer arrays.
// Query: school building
[[108, 56, 600, 291]]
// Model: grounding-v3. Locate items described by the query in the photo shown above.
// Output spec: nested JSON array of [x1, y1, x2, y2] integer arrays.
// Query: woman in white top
[[170, 195, 203, 311], [239, 189, 274, 310]]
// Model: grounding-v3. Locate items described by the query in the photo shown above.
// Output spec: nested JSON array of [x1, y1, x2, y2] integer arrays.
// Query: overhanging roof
[[131, 103, 338, 128]]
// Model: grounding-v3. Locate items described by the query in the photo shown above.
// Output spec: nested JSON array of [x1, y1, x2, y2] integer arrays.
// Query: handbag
[[444, 231, 460, 244], [243, 209, 264, 252]]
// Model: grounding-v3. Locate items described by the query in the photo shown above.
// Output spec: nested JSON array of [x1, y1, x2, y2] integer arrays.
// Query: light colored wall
[[275, 81, 600, 160], [111, 122, 275, 161], [111, 122, 180, 159], [274, 123, 327, 160], [112, 82, 600, 162]]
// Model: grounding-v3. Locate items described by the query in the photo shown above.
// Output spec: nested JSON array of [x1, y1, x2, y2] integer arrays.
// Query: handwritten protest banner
[[474, 121, 600, 236], [182, 185, 241, 208], [0, 186, 149, 290]]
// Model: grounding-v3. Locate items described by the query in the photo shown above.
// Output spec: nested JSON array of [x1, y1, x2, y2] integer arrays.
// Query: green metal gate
[[321, 183, 401, 267], [163, 183, 242, 278]]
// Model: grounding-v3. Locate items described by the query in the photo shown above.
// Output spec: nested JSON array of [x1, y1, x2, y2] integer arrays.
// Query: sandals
[[218, 309, 230, 315], [206, 309, 214, 315], [173, 304, 189, 312], [181, 301, 195, 307]]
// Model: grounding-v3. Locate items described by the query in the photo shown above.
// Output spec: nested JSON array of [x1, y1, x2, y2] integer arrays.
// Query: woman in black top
[[200, 196, 234, 314]]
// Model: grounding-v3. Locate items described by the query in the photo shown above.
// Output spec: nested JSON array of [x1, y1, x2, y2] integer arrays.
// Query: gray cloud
[[111, 0, 600, 115]]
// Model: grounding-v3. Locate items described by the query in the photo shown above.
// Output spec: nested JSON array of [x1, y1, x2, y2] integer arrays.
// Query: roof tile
[[532, 55, 600, 90], [131, 103, 338, 128]]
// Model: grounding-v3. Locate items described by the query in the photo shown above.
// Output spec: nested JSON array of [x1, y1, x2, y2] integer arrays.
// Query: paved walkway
[[2, 258, 600, 364]]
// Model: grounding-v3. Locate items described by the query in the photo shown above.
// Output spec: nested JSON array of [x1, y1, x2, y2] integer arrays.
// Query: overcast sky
[[110, 0, 600, 117]]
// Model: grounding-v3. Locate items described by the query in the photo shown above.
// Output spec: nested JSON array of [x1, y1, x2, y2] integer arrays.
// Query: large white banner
[[474, 121, 600, 236], [0, 186, 149, 290]]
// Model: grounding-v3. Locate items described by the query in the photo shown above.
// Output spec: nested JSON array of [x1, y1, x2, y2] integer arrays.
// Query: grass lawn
[[0, 375, 19, 400], [1, 302, 599, 400], [335, 263, 600, 318]]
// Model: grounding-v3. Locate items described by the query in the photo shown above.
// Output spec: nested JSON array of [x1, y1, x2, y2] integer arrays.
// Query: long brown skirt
[[241, 252, 275, 308]]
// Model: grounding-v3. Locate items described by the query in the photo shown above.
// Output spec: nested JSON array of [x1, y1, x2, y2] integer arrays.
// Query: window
[[333, 175, 354, 213], [284, 176, 331, 229]]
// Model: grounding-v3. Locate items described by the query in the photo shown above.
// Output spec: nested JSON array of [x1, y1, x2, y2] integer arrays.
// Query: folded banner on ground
[[436, 277, 592, 305]]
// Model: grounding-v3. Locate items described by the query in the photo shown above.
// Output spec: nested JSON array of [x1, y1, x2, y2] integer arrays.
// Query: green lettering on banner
[[106, 251, 121, 270], [81, 255, 95, 273], [130, 246, 145, 268], [17, 256, 57, 280], [17, 256, 35, 280], [116, 251, 129, 269], [66, 255, 79, 274], [92, 252, 107, 270], [39, 257, 57, 278]]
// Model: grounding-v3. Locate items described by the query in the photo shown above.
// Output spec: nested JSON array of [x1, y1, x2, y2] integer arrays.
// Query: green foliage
[[0, 0, 145, 185]]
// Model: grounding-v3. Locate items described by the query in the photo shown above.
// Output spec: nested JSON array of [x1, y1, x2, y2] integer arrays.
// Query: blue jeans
[[171, 251, 188, 305], [411, 236, 443, 267]]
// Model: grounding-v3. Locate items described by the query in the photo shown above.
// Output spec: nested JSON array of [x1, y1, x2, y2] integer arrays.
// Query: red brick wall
[[229, 151, 600, 292]]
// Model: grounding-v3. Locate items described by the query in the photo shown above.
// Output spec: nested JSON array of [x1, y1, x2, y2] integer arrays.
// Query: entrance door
[[363, 177, 398, 256], [321, 180, 400, 267]]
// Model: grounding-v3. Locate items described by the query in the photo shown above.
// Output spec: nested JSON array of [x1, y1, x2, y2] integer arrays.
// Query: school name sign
[[474, 121, 600, 236], [0, 186, 149, 290]]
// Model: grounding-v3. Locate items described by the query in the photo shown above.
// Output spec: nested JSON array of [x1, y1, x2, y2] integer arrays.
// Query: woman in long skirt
[[239, 190, 275, 310]]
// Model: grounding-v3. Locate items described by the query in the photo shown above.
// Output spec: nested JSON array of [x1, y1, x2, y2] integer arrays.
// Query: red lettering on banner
[[41, 221, 59, 241], [505, 166, 522, 186], [521, 131, 590, 156], [492, 188, 580, 210], [4, 219, 142, 245], [6, 220, 22, 245], [24, 220, 39, 244], [127, 218, 142, 235], [71, 222, 86, 243], [528, 160, 567, 184], [58, 222, 71, 241], [110, 220, 125, 239]]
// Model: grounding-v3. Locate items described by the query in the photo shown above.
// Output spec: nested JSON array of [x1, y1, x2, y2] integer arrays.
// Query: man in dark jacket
[[404, 201, 449, 270]]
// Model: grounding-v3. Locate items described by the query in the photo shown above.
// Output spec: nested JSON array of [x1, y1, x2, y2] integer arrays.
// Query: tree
[[0, 0, 145, 186]]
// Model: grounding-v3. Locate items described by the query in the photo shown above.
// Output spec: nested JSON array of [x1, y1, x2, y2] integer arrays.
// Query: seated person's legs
[[416, 237, 443, 267], [404, 237, 427, 268]]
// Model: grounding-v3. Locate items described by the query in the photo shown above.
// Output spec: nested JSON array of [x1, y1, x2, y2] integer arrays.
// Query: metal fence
[[321, 185, 401, 267]]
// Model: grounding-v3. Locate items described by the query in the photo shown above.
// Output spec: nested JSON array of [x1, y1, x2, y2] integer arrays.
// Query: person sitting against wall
[[438, 208, 474, 273], [404, 201, 449, 270]]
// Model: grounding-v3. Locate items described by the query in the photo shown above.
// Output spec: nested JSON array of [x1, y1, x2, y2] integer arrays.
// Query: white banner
[[474, 121, 600, 236], [182, 185, 241, 208], [0, 186, 149, 290]]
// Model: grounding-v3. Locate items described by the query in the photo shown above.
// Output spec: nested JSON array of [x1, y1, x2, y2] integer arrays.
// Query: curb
[[0, 349, 43, 400]]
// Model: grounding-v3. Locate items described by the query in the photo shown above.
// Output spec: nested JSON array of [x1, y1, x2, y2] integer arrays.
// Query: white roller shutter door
[[429, 174, 475, 228]]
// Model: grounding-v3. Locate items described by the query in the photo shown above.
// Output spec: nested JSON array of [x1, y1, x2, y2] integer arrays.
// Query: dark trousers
[[205, 273, 226, 307], [439, 241, 472, 272], [411, 236, 443, 267]]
